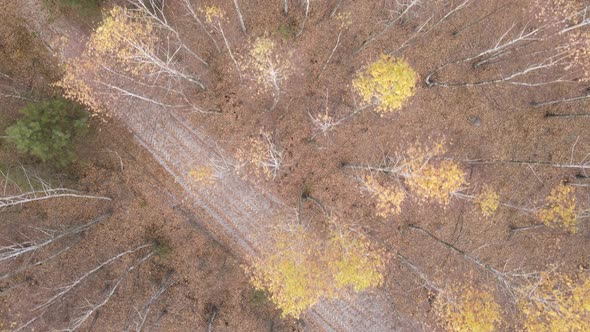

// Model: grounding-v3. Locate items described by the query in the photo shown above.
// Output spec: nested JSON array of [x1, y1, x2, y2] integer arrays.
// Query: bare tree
[[128, 0, 209, 67], [125, 272, 175, 332], [0, 167, 111, 210], [0, 211, 112, 264], [532, 93, 590, 107], [449, 157, 590, 171], [354, 0, 421, 55], [409, 224, 540, 298], [297, 0, 311, 37], [308, 89, 370, 137], [560, 6, 590, 34], [182, 0, 221, 52], [424, 20, 576, 87], [63, 250, 154, 331], [33, 243, 151, 312], [232, 0, 248, 35]]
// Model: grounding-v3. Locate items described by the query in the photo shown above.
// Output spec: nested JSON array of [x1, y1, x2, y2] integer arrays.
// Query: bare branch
[[0, 211, 112, 263], [232, 0, 247, 35], [34, 243, 150, 311], [354, 0, 420, 55], [62, 251, 154, 332], [297, 0, 311, 37], [125, 272, 175, 332], [532, 94, 590, 107], [182, 0, 221, 52], [0, 188, 111, 210]]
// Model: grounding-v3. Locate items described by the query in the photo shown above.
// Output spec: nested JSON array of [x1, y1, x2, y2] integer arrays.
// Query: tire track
[[113, 101, 417, 331]]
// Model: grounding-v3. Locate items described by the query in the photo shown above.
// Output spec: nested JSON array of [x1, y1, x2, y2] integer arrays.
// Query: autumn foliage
[[363, 175, 406, 217], [435, 283, 502, 332], [360, 142, 467, 217], [353, 54, 417, 114], [519, 271, 590, 331], [475, 185, 500, 217], [537, 183, 578, 233], [248, 223, 385, 318]]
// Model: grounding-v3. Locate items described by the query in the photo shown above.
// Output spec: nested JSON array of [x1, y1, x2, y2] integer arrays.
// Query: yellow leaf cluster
[[363, 175, 406, 217], [241, 37, 291, 92], [336, 11, 352, 30], [537, 0, 590, 81], [537, 183, 578, 233], [248, 225, 320, 318], [403, 141, 447, 174], [54, 61, 104, 114], [56, 5, 159, 114], [87, 6, 158, 76], [202, 5, 225, 23], [329, 232, 385, 292], [519, 272, 590, 332], [407, 160, 467, 205], [249, 226, 385, 318], [476, 185, 500, 217], [189, 165, 215, 185], [236, 132, 282, 180], [353, 54, 417, 115], [435, 284, 502, 332]]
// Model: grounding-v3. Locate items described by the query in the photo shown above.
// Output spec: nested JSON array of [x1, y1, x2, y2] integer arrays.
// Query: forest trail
[[18, 1, 420, 330]]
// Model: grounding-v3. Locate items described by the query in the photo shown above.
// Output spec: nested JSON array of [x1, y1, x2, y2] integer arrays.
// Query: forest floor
[[1, 0, 590, 331]]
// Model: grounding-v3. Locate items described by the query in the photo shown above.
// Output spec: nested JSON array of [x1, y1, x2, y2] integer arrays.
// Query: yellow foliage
[[329, 232, 385, 292], [249, 225, 323, 318], [87, 6, 158, 76], [54, 60, 104, 114], [249, 226, 385, 318], [241, 37, 291, 93], [236, 132, 282, 180], [476, 186, 500, 217], [363, 175, 406, 217], [202, 5, 225, 23], [353, 54, 417, 114], [407, 160, 466, 205], [335, 11, 352, 29], [435, 284, 502, 332], [189, 165, 215, 185], [537, 183, 578, 233], [519, 272, 590, 332], [403, 141, 447, 174], [56, 6, 158, 114]]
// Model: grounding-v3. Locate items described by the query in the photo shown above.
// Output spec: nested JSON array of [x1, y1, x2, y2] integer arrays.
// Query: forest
[[1, 0, 589, 331]]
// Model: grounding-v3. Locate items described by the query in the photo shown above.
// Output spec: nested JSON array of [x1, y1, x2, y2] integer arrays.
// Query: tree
[[58, 3, 210, 115], [248, 222, 385, 318], [474, 185, 500, 217], [519, 271, 590, 331], [406, 159, 466, 205], [5, 97, 88, 167], [353, 54, 417, 115], [434, 283, 502, 332], [202, 5, 241, 78], [189, 165, 215, 185], [537, 183, 580, 233], [236, 131, 284, 180], [362, 174, 406, 218], [347, 142, 467, 215], [241, 37, 292, 111]]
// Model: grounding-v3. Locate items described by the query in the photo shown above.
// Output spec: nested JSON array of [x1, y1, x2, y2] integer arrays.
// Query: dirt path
[[119, 102, 417, 331], [17, 1, 420, 330]]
